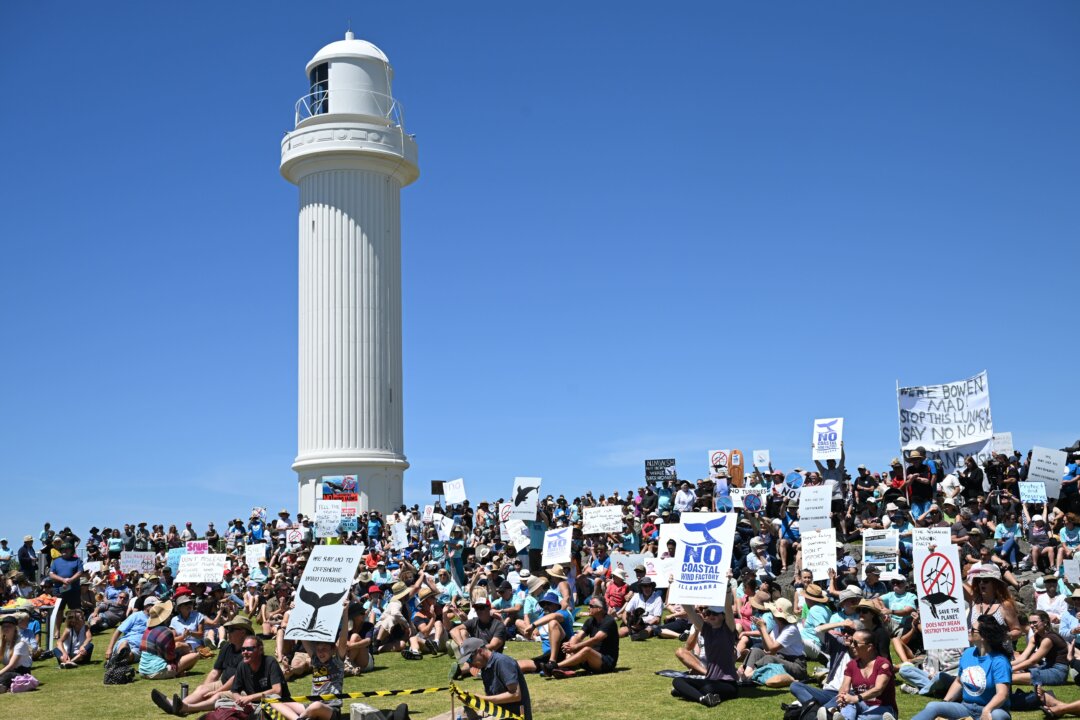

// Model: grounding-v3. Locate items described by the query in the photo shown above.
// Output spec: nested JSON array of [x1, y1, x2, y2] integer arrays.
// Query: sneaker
[[882, 714, 896, 720], [401, 648, 422, 660], [630, 630, 651, 642], [699, 693, 722, 708], [64, 661, 79, 669], [113, 644, 131, 666], [425, 639, 441, 656], [551, 667, 575, 679], [173, 694, 184, 716], [678, 630, 690, 642], [446, 638, 460, 659], [900, 684, 919, 694]]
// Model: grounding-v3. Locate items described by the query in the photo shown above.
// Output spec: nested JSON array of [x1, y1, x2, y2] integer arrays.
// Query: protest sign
[[993, 432, 1014, 457], [438, 515, 455, 542], [609, 552, 647, 580], [186, 540, 209, 555], [443, 478, 467, 505], [752, 450, 770, 470], [582, 506, 623, 534], [508, 477, 541, 522], [175, 554, 228, 584], [914, 541, 968, 650], [862, 530, 900, 580], [899, 371, 992, 452], [783, 472, 804, 501], [802, 528, 836, 581], [645, 458, 676, 483], [391, 522, 408, 550], [812, 418, 844, 462], [912, 527, 951, 554], [339, 515, 357, 533], [667, 512, 737, 607], [166, 547, 187, 575], [542, 528, 572, 566], [1019, 482, 1048, 505], [286, 527, 304, 547], [729, 487, 763, 509], [422, 505, 434, 523], [1029, 447, 1068, 499], [285, 544, 364, 642], [505, 519, 530, 551], [84, 561, 102, 574], [119, 551, 156, 574], [322, 476, 359, 523], [251, 507, 266, 522], [646, 556, 678, 588], [924, 439, 995, 475], [315, 500, 343, 538], [708, 450, 729, 477], [798, 484, 832, 532], [729, 449, 745, 487], [1065, 559, 1080, 585], [245, 543, 267, 568]]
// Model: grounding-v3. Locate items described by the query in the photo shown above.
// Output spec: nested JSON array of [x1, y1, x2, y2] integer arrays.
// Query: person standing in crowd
[[457, 637, 532, 720], [670, 590, 738, 707], [48, 542, 85, 638], [17, 535, 37, 583]]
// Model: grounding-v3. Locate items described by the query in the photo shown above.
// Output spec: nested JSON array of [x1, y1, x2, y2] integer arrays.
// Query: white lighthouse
[[280, 32, 419, 519]]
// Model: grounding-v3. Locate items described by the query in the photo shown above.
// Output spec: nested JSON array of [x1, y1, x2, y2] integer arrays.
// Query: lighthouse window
[[309, 63, 329, 114]]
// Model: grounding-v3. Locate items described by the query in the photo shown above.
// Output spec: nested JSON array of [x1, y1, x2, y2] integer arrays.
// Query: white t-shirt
[[4, 639, 32, 669], [774, 622, 805, 657]]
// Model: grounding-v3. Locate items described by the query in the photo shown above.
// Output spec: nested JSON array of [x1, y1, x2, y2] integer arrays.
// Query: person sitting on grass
[[106, 595, 157, 665], [457, 637, 532, 720], [0, 615, 32, 694], [1012, 609, 1070, 688], [151, 615, 254, 716], [516, 591, 573, 676], [449, 596, 507, 676], [138, 600, 200, 680], [738, 597, 807, 685], [821, 629, 897, 720], [169, 594, 208, 657], [403, 585, 443, 660], [89, 589, 130, 633], [53, 609, 93, 668], [618, 576, 663, 640], [669, 592, 739, 707], [909, 615, 1011, 720], [550, 596, 619, 679]]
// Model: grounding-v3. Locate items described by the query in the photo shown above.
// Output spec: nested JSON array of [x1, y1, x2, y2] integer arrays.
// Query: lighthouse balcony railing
[[295, 89, 405, 129]]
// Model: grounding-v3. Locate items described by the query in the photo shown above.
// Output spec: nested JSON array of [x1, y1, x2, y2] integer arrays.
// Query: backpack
[[782, 700, 821, 720], [103, 662, 135, 685]]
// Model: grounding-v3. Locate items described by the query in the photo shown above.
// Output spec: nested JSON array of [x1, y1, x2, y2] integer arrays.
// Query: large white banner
[[923, 439, 995, 475], [582, 506, 623, 535], [914, 541, 969, 650], [898, 371, 992, 452], [508, 477, 541, 522], [541, 528, 572, 566], [812, 418, 844, 462], [1029, 447, 1068, 499], [443, 478, 467, 505], [315, 500, 343, 538], [285, 545, 364, 642], [667, 512, 738, 607], [803, 528, 836, 581], [175, 554, 228, 584], [798, 484, 832, 532], [119, 551, 156, 574]]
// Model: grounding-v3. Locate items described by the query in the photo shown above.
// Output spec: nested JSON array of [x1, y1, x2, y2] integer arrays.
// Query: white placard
[[914, 541, 969, 650], [505, 519, 530, 551], [803, 528, 836, 581], [752, 449, 770, 470], [119, 551, 156, 574], [316, 500, 343, 538], [798, 484, 832, 532], [1029, 447, 1068, 499], [582, 506, 623, 535], [391, 522, 408, 550], [899, 371, 992, 452], [862, 530, 900, 580], [912, 527, 951, 554], [285, 544, 364, 642], [438, 515, 455, 542], [728, 487, 761, 509], [245, 543, 267, 569], [992, 432, 1014, 457], [508, 477, 542, 522], [422, 505, 434, 524], [83, 561, 102, 574], [1065, 559, 1080, 585], [443, 478, 467, 505], [175, 554, 228, 584], [646, 556, 678, 588], [667, 512, 738, 607], [708, 449, 730, 476], [812, 417, 844, 462], [1019, 482, 1048, 505], [541, 528, 572, 566]]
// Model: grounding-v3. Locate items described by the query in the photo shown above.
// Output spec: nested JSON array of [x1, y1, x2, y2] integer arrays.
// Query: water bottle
[[180, 683, 189, 701]]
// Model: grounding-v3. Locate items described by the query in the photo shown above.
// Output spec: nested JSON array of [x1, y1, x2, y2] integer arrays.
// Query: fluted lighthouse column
[[281, 32, 419, 518]]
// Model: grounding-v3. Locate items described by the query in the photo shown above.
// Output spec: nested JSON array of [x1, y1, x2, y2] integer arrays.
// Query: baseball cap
[[458, 637, 486, 664]]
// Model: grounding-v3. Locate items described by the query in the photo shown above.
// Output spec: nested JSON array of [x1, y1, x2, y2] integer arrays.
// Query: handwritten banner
[[582, 506, 623, 534], [119, 551, 156, 574], [285, 545, 364, 642], [316, 500, 343, 538], [245, 543, 267, 569], [899, 371, 992, 452], [1019, 482, 1048, 505], [443, 478, 467, 505], [175, 553, 228, 583], [803, 528, 836, 581], [186, 540, 209, 555]]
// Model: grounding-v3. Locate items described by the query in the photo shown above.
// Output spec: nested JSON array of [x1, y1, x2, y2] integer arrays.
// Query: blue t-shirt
[[801, 603, 832, 644], [118, 611, 149, 651], [540, 609, 575, 655], [880, 591, 917, 626], [958, 646, 1011, 708], [50, 556, 84, 593]]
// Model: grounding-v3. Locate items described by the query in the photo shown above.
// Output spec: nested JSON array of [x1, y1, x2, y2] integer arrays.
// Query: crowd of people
[[1, 442, 1080, 720]]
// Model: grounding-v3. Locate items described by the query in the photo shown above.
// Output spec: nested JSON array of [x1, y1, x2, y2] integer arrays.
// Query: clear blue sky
[[1, 2, 1077, 541]]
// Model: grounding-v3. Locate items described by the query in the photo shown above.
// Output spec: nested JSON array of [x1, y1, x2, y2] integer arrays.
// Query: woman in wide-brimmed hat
[[739, 597, 807, 684], [545, 564, 572, 611], [797, 583, 833, 662], [965, 564, 1021, 648]]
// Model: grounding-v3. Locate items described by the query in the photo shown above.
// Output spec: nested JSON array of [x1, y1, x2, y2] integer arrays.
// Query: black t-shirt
[[213, 642, 245, 685], [583, 614, 619, 664], [234, 656, 291, 700], [465, 616, 508, 645], [907, 464, 934, 500]]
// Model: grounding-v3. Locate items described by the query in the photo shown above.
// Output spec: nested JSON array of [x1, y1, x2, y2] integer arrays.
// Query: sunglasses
[[241, 647, 259, 653]]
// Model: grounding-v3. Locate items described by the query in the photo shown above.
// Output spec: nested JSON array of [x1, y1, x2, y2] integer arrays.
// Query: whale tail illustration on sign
[[298, 587, 348, 635], [684, 515, 729, 544]]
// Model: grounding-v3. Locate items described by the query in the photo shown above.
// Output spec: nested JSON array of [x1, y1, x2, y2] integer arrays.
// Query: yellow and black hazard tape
[[451, 682, 524, 720], [264, 686, 449, 703]]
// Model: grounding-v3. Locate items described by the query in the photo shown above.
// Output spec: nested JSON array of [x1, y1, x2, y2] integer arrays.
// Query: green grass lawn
[[4, 632, 1079, 719]]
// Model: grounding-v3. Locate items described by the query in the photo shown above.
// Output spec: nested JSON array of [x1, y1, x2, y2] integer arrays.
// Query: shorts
[[531, 650, 563, 666], [144, 664, 179, 680], [831, 499, 845, 514], [591, 654, 617, 674], [198, 679, 225, 695]]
